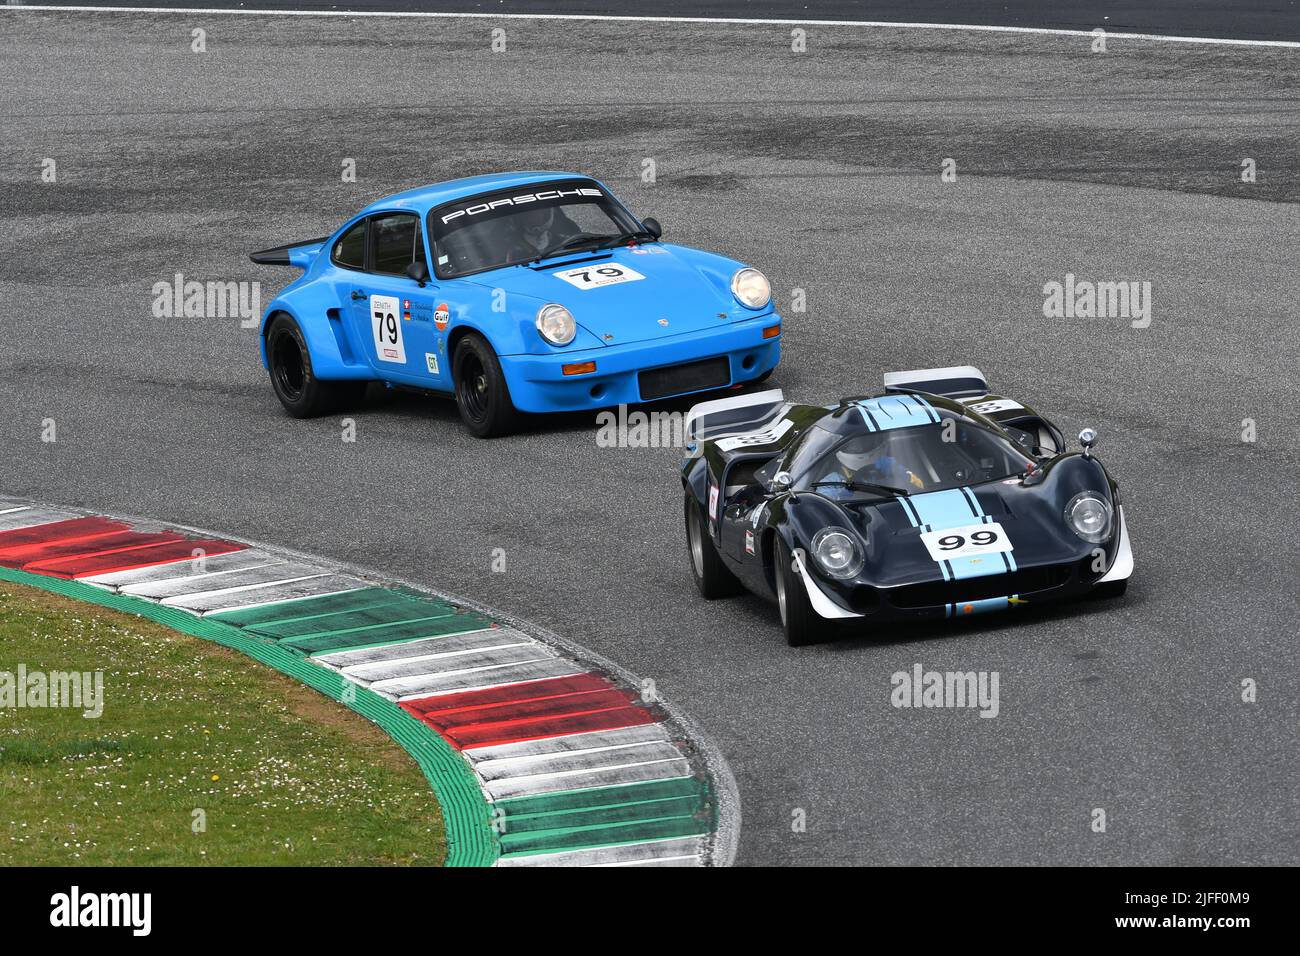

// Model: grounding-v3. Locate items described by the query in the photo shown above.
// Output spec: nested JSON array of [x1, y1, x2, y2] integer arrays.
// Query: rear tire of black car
[[773, 538, 833, 647], [1093, 578, 1129, 599], [685, 494, 742, 599], [453, 331, 519, 438], [266, 314, 366, 418]]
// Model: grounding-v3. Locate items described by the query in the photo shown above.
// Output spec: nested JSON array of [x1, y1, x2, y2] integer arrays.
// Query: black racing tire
[[773, 537, 833, 647], [1092, 578, 1129, 599], [685, 493, 742, 599], [266, 314, 366, 418], [453, 331, 519, 438]]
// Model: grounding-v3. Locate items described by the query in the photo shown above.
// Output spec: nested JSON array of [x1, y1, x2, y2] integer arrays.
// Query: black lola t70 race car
[[681, 366, 1134, 645]]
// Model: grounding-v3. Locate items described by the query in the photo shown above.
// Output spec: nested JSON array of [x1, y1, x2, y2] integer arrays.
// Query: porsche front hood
[[474, 244, 763, 346]]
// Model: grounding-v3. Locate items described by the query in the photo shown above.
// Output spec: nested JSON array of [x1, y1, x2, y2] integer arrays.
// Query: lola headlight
[[811, 528, 864, 579], [535, 304, 577, 346], [731, 268, 771, 309], [1066, 492, 1113, 543]]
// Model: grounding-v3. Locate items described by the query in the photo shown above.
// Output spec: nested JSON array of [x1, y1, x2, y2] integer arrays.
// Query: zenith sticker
[[425, 353, 440, 375], [920, 522, 1013, 562], [745, 530, 755, 554], [434, 303, 450, 331], [553, 264, 646, 289], [370, 294, 406, 364]]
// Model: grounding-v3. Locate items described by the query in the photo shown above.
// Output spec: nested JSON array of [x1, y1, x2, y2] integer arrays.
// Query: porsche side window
[[370, 213, 422, 276], [332, 220, 366, 270]]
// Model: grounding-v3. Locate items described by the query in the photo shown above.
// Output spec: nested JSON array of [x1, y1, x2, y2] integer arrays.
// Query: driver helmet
[[518, 205, 558, 252], [835, 435, 883, 475]]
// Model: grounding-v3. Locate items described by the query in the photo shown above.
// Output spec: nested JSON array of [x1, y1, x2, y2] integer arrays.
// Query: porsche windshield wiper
[[524, 234, 610, 265], [811, 479, 911, 497], [593, 229, 658, 251]]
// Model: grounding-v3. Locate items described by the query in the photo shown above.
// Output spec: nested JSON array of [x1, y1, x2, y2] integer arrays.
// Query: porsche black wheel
[[685, 494, 742, 599], [453, 331, 519, 438], [773, 538, 833, 647], [266, 314, 365, 418]]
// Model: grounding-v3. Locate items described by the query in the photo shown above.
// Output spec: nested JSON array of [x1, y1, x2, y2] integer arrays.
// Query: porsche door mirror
[[405, 260, 430, 287], [641, 217, 663, 239]]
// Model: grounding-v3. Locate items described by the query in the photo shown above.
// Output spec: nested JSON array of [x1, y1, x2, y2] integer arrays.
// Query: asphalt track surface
[[2, 9, 1298, 865], [26, 0, 1300, 43]]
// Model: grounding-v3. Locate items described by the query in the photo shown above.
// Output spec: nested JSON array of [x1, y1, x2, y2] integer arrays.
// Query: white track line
[[3, 6, 1297, 49]]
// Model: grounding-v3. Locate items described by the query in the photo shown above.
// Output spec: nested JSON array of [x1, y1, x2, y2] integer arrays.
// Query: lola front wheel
[[773, 538, 834, 647]]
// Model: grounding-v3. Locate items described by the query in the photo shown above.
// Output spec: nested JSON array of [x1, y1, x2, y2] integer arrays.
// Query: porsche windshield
[[793, 418, 1034, 496], [429, 181, 641, 278]]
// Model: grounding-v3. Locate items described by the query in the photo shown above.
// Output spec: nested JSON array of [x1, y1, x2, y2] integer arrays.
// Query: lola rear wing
[[249, 236, 331, 268], [685, 388, 787, 442], [882, 365, 988, 400]]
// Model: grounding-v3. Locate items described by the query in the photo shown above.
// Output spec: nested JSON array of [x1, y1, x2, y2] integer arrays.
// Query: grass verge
[[0, 580, 446, 865]]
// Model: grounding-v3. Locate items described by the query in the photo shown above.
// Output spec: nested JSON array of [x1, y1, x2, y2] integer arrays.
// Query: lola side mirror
[[1078, 427, 1098, 458], [641, 217, 662, 240], [771, 471, 792, 493], [405, 260, 430, 287]]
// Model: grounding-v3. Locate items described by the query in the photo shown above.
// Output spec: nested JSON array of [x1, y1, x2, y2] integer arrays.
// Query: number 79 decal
[[920, 521, 1013, 561], [370, 294, 406, 363], [554, 264, 646, 289]]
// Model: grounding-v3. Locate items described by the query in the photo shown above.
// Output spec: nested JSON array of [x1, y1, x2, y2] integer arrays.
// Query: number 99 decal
[[370, 294, 406, 363], [920, 521, 1013, 561]]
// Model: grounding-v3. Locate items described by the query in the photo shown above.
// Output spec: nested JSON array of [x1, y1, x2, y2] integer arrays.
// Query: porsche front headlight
[[731, 268, 771, 309], [811, 528, 863, 579], [1066, 492, 1113, 543], [535, 304, 576, 346]]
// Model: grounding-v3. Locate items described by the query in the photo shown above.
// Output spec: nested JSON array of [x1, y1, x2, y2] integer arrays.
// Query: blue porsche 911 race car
[[681, 366, 1134, 645], [251, 172, 783, 436]]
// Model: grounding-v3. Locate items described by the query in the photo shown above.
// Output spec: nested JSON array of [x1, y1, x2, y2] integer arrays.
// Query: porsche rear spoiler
[[249, 236, 331, 268], [685, 388, 786, 442], [883, 365, 988, 400]]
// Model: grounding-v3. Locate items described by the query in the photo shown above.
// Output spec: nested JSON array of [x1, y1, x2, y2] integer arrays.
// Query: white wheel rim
[[688, 509, 705, 577], [776, 563, 788, 625]]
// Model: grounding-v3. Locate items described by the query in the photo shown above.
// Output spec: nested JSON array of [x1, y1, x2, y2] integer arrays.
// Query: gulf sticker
[[434, 303, 451, 331]]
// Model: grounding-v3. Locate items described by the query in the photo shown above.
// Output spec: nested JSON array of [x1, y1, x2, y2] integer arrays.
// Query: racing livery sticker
[[554, 264, 646, 290], [434, 303, 450, 331], [708, 480, 719, 521], [402, 298, 412, 321], [961, 397, 1024, 415], [920, 521, 1014, 562], [745, 530, 755, 555], [425, 353, 440, 375], [370, 294, 406, 364]]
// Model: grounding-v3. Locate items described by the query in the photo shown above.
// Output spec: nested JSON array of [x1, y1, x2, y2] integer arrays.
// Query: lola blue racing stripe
[[853, 394, 940, 431], [908, 487, 1013, 580]]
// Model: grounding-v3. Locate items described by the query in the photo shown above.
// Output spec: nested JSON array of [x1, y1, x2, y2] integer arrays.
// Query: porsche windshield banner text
[[439, 186, 605, 224]]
